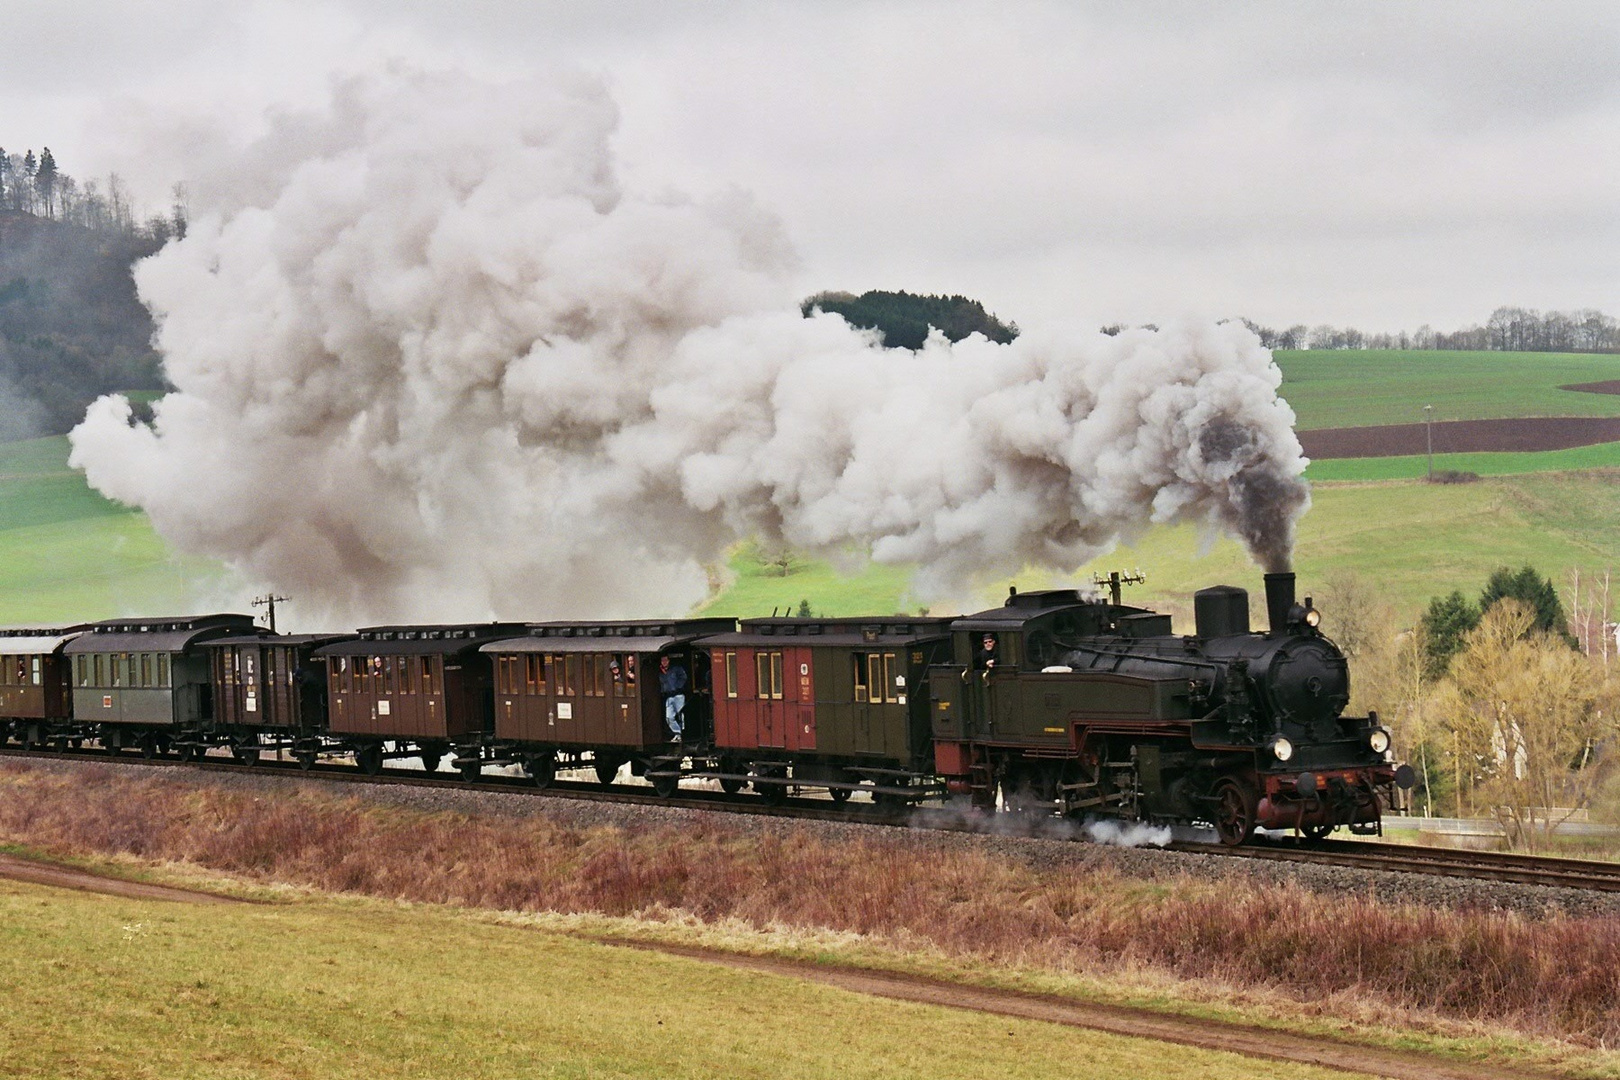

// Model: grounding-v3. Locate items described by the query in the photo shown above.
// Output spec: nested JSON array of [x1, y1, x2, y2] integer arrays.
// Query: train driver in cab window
[[975, 634, 998, 671]]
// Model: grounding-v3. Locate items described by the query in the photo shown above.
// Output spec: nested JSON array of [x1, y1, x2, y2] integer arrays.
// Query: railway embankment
[[4, 753, 1620, 1076]]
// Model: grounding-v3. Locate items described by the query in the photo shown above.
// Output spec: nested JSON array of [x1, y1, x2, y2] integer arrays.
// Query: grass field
[[1304, 441, 1620, 481], [0, 879, 1374, 1080], [0, 437, 237, 624], [1273, 349, 1620, 431]]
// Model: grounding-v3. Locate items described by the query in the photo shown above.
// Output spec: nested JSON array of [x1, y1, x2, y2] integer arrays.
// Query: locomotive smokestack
[[1264, 572, 1296, 636]]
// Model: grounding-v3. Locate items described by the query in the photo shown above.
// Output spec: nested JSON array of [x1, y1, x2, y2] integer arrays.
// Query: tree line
[[803, 290, 1019, 350], [1, 146, 188, 247], [1240, 306, 1620, 354]]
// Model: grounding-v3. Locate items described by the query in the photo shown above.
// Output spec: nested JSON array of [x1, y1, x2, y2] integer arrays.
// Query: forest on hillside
[[0, 146, 177, 439]]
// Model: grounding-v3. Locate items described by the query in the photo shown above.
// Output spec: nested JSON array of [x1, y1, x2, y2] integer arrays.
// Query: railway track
[[1190, 836, 1620, 893], [7, 742, 1620, 894]]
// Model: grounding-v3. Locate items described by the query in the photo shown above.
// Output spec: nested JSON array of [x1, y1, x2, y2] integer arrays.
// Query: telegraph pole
[[1423, 404, 1434, 481], [1092, 569, 1146, 606], [252, 594, 290, 634]]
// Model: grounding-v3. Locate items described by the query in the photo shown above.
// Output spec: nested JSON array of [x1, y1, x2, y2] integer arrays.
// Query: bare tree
[[1433, 600, 1616, 849]]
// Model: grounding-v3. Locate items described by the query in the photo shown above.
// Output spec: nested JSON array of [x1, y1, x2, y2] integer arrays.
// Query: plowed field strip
[[1299, 417, 1620, 459]]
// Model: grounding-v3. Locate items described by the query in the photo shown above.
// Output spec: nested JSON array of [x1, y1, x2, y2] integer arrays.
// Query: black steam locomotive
[[929, 572, 1413, 843], [0, 571, 1412, 845]]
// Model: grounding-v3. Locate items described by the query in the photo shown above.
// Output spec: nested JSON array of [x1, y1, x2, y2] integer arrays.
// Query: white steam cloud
[[1083, 819, 1174, 848], [68, 66, 1309, 627]]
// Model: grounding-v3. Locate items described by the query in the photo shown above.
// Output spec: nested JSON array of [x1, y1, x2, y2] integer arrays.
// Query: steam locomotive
[[0, 571, 1412, 845]]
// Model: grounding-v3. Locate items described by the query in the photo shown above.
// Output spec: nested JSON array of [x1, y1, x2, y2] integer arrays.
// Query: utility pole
[[252, 594, 290, 634], [1091, 569, 1146, 606], [1423, 404, 1434, 481]]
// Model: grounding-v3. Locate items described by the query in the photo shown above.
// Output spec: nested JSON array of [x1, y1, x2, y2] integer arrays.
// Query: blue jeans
[[665, 694, 685, 737]]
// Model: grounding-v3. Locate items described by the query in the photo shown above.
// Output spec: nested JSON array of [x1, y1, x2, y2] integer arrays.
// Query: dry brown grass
[[4, 760, 1619, 1045]]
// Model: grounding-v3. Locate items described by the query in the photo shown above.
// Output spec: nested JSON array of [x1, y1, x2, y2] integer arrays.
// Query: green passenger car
[[63, 614, 256, 754]]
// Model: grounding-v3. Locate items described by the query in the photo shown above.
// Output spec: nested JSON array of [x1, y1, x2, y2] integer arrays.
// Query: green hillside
[[1274, 349, 1620, 430], [704, 472, 1620, 626]]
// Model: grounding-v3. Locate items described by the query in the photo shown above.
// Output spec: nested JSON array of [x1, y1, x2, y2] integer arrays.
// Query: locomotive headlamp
[[1368, 728, 1391, 754], [1271, 736, 1295, 762], [1285, 602, 1323, 629]]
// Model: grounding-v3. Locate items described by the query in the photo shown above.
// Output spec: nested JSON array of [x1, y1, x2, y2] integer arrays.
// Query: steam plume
[[68, 66, 1309, 626]]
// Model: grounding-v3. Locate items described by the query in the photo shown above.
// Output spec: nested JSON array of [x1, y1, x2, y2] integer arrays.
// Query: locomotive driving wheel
[[1212, 778, 1258, 847]]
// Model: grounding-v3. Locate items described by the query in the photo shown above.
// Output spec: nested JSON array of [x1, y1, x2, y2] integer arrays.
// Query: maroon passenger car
[[313, 623, 525, 777], [0, 625, 90, 748], [480, 618, 735, 786]]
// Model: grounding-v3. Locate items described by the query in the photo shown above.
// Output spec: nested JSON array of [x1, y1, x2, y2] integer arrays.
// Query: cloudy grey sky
[[3, 0, 1615, 330]]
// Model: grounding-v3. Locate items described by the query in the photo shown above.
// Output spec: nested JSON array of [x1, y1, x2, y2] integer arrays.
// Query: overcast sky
[[2, 0, 1616, 330]]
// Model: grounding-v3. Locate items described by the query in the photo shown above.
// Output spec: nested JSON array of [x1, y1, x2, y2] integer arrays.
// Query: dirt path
[[0, 852, 243, 905], [603, 938, 1563, 1080]]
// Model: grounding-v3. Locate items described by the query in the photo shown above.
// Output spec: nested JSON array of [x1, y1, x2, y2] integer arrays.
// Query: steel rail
[[5, 743, 1619, 893]]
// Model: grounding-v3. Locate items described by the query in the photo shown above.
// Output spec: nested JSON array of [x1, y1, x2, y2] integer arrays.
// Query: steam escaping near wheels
[[68, 65, 1309, 627]]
